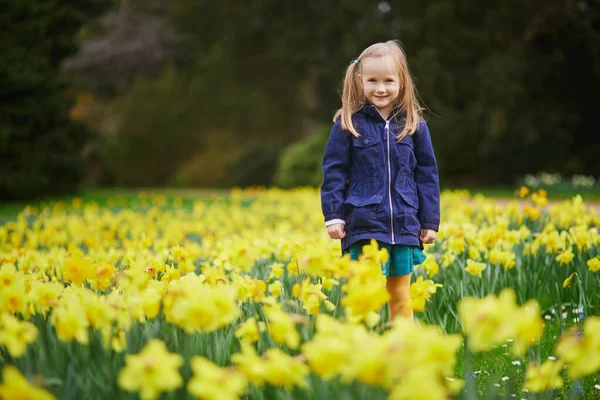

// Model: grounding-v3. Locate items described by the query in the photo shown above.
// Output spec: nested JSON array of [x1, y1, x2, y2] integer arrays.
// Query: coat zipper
[[385, 119, 395, 244]]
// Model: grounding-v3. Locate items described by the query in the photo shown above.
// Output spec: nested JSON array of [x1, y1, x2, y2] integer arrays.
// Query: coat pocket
[[345, 192, 384, 207], [394, 175, 420, 234], [398, 189, 418, 209], [353, 135, 381, 149], [395, 175, 418, 209], [343, 183, 386, 233], [351, 135, 383, 183], [395, 138, 417, 173], [344, 182, 385, 207]]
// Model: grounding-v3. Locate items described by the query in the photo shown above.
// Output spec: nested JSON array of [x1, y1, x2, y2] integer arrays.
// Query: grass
[[0, 187, 224, 222], [452, 311, 596, 399]]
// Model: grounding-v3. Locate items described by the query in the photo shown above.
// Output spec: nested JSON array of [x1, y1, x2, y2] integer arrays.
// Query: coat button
[[364, 139, 370, 144]]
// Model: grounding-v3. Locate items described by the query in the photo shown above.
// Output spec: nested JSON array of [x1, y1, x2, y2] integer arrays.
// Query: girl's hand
[[420, 228, 436, 244], [327, 223, 346, 240]]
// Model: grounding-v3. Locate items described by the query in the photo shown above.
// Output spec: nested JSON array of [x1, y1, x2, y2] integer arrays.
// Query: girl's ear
[[356, 74, 363, 87]]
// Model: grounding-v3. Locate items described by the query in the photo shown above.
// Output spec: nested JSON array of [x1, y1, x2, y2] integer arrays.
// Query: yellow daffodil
[[556, 247, 574, 265], [517, 186, 529, 198], [118, 339, 183, 400], [234, 317, 262, 343], [0, 263, 19, 289], [531, 191, 548, 207], [261, 347, 309, 389], [267, 262, 285, 279], [0, 187, 599, 399], [0, 365, 55, 400], [267, 280, 282, 297], [263, 306, 301, 349], [409, 276, 442, 312], [524, 360, 564, 392], [187, 356, 247, 400], [458, 289, 543, 355], [488, 249, 516, 270], [50, 300, 89, 345], [420, 255, 440, 277], [464, 259, 486, 277], [555, 317, 600, 379], [562, 272, 577, 288], [524, 204, 541, 221], [0, 313, 38, 358], [62, 249, 92, 286], [301, 333, 350, 379], [587, 256, 600, 272], [230, 341, 268, 386], [512, 301, 544, 355]]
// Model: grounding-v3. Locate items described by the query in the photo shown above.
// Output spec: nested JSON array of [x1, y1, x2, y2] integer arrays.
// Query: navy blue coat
[[320, 104, 440, 252]]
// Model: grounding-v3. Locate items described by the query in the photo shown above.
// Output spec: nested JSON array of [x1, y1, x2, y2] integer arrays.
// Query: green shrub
[[274, 127, 329, 189], [223, 147, 281, 188], [99, 68, 207, 186], [170, 132, 241, 188]]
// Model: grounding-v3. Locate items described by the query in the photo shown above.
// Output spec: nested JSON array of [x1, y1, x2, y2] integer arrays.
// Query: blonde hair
[[333, 40, 423, 141]]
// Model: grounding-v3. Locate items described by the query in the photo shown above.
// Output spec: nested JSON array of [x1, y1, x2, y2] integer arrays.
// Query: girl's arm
[[413, 119, 440, 231], [320, 122, 351, 225]]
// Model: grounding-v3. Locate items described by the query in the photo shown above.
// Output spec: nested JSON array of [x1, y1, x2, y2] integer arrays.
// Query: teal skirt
[[343, 239, 426, 277]]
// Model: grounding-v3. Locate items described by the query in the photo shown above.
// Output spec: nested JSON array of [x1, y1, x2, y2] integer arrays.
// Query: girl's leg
[[386, 274, 413, 321]]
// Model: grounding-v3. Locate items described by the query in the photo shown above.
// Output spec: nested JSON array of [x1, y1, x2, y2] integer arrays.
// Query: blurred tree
[[167, 1, 396, 137], [67, 0, 599, 187], [0, 0, 111, 200], [161, 1, 398, 187], [168, 0, 600, 185], [393, 0, 600, 183], [100, 68, 205, 185], [64, 0, 181, 95], [78, 1, 396, 187]]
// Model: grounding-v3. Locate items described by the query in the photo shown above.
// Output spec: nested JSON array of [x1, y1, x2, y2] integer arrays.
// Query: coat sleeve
[[320, 122, 351, 222], [413, 119, 440, 231]]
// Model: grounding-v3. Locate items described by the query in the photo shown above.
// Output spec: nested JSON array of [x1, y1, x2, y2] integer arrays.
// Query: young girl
[[320, 40, 440, 321]]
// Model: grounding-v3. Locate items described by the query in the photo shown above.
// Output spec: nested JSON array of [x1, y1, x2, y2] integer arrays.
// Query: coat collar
[[358, 103, 405, 123], [357, 103, 382, 119]]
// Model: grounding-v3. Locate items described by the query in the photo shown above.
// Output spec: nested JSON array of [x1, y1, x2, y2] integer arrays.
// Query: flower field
[[0, 188, 599, 399]]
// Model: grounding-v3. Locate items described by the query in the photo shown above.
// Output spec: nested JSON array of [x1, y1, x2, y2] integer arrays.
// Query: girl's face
[[358, 55, 400, 119]]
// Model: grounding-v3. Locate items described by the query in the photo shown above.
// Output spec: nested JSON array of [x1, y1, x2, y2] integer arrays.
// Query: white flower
[[512, 360, 522, 366], [502, 376, 510, 381]]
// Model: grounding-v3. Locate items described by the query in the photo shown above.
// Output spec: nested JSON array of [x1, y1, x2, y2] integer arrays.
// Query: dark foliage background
[[2, 0, 599, 198]]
